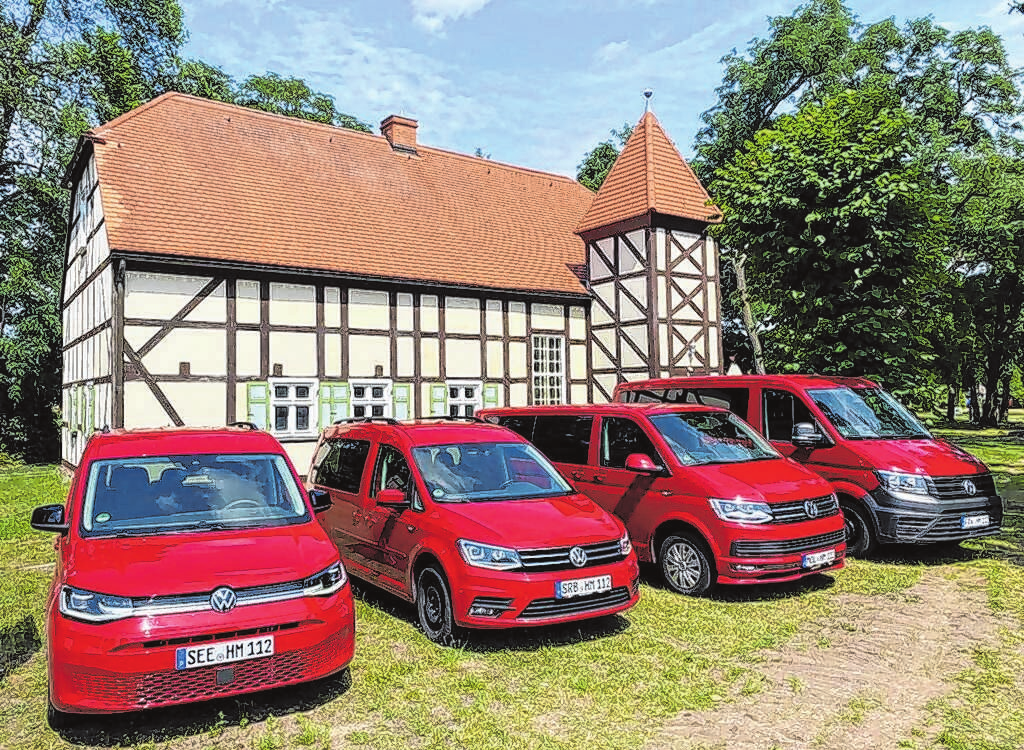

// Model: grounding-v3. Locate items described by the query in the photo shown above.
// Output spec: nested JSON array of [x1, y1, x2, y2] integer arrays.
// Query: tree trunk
[[946, 386, 956, 423], [969, 382, 980, 423], [999, 373, 1011, 424], [733, 254, 766, 375]]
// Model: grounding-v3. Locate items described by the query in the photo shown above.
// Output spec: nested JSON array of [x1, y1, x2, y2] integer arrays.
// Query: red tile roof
[[87, 93, 598, 295], [576, 111, 721, 235]]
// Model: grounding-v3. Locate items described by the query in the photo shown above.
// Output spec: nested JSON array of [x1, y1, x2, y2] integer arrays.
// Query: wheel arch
[[410, 549, 445, 603], [651, 517, 715, 565]]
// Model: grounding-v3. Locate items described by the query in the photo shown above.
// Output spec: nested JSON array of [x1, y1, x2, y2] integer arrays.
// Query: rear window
[[531, 415, 593, 465]]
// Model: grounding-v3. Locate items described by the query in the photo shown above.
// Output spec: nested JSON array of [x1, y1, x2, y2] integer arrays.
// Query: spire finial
[[642, 88, 653, 113]]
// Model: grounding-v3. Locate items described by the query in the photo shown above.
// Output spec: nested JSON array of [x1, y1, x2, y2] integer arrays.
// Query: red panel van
[[480, 404, 845, 596], [614, 375, 1003, 555]]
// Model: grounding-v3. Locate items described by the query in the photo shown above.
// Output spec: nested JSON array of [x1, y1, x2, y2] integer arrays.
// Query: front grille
[[68, 666, 139, 705], [771, 495, 840, 524], [928, 473, 998, 501], [139, 622, 301, 650], [895, 513, 1002, 542], [731, 530, 845, 558], [519, 587, 632, 620], [518, 540, 623, 572], [130, 579, 306, 616]]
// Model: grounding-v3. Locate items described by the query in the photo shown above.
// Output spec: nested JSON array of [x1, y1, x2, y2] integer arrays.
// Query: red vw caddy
[[306, 417, 639, 644], [480, 404, 846, 596], [31, 425, 354, 728]]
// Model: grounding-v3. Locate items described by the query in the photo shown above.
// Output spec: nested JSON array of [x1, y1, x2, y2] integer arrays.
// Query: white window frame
[[531, 334, 566, 405], [269, 377, 318, 439], [350, 379, 393, 419], [447, 380, 483, 417]]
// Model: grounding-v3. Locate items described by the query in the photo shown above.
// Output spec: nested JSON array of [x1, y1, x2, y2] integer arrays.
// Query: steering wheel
[[221, 498, 262, 511], [499, 478, 517, 489]]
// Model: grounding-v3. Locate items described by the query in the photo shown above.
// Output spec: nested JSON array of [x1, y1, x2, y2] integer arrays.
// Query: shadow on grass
[[636, 562, 838, 603], [54, 667, 352, 745], [349, 578, 631, 653], [0, 616, 41, 682]]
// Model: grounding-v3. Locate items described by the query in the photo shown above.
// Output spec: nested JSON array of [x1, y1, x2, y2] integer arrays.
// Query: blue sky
[[179, 0, 1024, 177]]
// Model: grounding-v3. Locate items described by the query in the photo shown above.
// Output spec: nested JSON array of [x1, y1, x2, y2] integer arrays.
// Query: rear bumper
[[49, 588, 355, 714], [865, 490, 1004, 544]]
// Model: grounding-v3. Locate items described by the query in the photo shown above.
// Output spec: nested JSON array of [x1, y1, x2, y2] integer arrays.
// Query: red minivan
[[31, 426, 355, 728], [614, 375, 1004, 555], [480, 404, 845, 596], [306, 417, 639, 644]]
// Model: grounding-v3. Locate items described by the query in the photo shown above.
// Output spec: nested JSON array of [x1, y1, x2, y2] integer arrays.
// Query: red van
[[306, 417, 639, 644], [479, 404, 845, 596], [614, 375, 1004, 555], [31, 425, 355, 728]]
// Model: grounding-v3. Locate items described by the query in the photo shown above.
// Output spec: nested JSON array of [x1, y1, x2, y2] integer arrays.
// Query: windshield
[[650, 412, 779, 465], [807, 387, 930, 440], [81, 454, 310, 537], [411, 442, 573, 502]]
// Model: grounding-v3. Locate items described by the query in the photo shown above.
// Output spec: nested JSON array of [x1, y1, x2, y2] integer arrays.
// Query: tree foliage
[[576, 123, 632, 191]]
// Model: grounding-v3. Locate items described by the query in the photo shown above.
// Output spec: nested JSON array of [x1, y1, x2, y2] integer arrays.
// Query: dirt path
[[647, 568, 1011, 750]]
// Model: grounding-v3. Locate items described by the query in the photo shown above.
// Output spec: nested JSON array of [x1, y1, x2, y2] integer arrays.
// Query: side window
[[692, 388, 750, 421], [763, 390, 815, 442], [373, 445, 412, 496], [497, 415, 535, 442], [531, 415, 593, 465], [600, 417, 661, 469], [314, 439, 371, 494]]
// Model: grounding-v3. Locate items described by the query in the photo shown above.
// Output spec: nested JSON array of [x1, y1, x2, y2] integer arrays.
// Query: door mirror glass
[[624, 453, 662, 474], [376, 488, 409, 507], [792, 422, 826, 448], [308, 488, 331, 513], [31, 504, 68, 533]]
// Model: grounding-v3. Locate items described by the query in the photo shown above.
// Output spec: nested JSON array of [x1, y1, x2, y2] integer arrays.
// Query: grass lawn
[[1, 424, 1022, 750]]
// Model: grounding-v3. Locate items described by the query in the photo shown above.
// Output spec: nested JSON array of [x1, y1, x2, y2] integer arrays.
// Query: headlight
[[59, 586, 133, 622], [709, 498, 774, 524], [457, 540, 522, 571], [619, 532, 632, 556], [877, 471, 934, 502], [303, 562, 348, 596]]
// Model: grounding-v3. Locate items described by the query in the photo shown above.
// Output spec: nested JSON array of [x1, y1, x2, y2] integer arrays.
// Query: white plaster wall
[[126, 272, 212, 319], [620, 230, 646, 274], [508, 302, 526, 336], [570, 344, 587, 380], [269, 283, 315, 327], [397, 337, 414, 377], [349, 289, 389, 330], [570, 384, 588, 404], [284, 442, 318, 477], [445, 297, 480, 334], [183, 284, 226, 323], [158, 382, 226, 426], [619, 290, 646, 322], [569, 307, 586, 340], [510, 382, 528, 406], [349, 334, 390, 377], [593, 374, 616, 403], [591, 239, 614, 282], [396, 293, 414, 331], [486, 341, 504, 378], [485, 300, 502, 336], [145, 328, 226, 376], [237, 280, 260, 324], [421, 295, 439, 332], [446, 339, 481, 378], [420, 338, 440, 378], [237, 330, 261, 377], [324, 333, 342, 378], [123, 381, 173, 428], [325, 287, 341, 328], [269, 332, 316, 376], [509, 342, 527, 378]]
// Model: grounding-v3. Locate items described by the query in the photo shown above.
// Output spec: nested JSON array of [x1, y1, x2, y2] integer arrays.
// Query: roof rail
[[332, 417, 400, 426], [416, 416, 488, 424], [228, 421, 261, 431]]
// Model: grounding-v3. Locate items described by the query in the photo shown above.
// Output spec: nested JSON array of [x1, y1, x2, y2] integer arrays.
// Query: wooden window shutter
[[88, 385, 95, 432], [483, 383, 500, 409], [393, 384, 411, 420], [246, 382, 270, 429], [319, 382, 350, 427], [429, 383, 447, 416]]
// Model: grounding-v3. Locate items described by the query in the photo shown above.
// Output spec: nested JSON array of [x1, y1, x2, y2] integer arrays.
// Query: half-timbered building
[[60, 93, 722, 469]]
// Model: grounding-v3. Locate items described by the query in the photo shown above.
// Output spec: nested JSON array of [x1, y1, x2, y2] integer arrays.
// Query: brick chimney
[[381, 115, 418, 154]]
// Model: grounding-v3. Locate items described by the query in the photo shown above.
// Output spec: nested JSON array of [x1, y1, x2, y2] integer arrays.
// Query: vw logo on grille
[[963, 479, 977, 496], [568, 546, 588, 568], [804, 500, 820, 518], [210, 586, 237, 613]]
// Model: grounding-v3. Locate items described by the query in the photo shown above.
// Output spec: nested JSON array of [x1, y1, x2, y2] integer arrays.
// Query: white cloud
[[410, 0, 492, 33], [595, 40, 630, 63]]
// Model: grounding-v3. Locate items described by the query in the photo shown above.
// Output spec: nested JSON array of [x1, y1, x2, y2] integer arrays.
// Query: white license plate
[[555, 574, 612, 599], [802, 549, 836, 569], [175, 635, 274, 670], [961, 514, 989, 530]]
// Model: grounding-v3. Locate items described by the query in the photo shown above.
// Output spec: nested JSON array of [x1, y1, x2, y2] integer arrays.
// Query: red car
[[480, 404, 846, 595], [306, 417, 639, 644], [31, 425, 355, 728]]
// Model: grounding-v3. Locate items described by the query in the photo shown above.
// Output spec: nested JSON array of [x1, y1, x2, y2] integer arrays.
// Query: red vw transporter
[[480, 404, 845, 596], [613, 375, 1004, 555], [31, 426, 354, 728], [306, 417, 639, 644]]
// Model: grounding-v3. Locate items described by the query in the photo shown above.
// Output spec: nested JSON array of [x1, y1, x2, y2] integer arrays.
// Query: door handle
[[592, 474, 606, 483], [571, 470, 585, 480], [352, 510, 364, 524]]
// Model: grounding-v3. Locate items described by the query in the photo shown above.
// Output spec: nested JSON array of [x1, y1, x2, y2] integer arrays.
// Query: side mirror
[[31, 504, 69, 533], [308, 489, 332, 513], [624, 453, 663, 475], [376, 488, 409, 508], [792, 422, 826, 448]]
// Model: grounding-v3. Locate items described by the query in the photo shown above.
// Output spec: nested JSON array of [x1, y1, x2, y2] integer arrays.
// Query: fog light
[[469, 605, 500, 617], [732, 564, 759, 572]]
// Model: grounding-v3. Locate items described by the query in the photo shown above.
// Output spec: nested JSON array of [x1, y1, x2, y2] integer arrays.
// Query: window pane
[[296, 386, 309, 399], [296, 406, 309, 431], [449, 405, 459, 418], [375, 445, 412, 496], [275, 406, 289, 431], [353, 387, 365, 399], [497, 415, 535, 441], [275, 386, 289, 399], [449, 387, 459, 399], [601, 417, 660, 468], [371, 405, 384, 417], [464, 387, 475, 398], [315, 439, 371, 494], [372, 386, 384, 399], [354, 405, 366, 418], [532, 416, 592, 464], [464, 405, 474, 417]]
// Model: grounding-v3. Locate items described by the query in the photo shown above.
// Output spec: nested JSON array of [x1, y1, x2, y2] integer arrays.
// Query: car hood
[[687, 458, 835, 504], [437, 493, 624, 548], [849, 438, 988, 477], [65, 524, 339, 597]]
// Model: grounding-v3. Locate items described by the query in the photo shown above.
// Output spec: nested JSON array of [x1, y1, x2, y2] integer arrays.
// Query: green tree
[[576, 123, 632, 191], [237, 73, 371, 131]]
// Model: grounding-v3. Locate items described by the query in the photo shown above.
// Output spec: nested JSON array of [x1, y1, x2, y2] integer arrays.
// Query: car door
[[309, 437, 374, 574], [761, 389, 849, 483], [364, 444, 421, 596], [528, 414, 594, 489]]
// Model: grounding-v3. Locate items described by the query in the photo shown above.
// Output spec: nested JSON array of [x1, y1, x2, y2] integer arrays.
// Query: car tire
[[47, 700, 77, 731], [416, 566, 458, 645], [841, 502, 876, 557], [659, 532, 713, 596]]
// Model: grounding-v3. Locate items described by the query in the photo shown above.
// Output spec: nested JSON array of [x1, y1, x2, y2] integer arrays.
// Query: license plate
[[961, 513, 989, 530], [802, 549, 836, 569], [175, 636, 274, 670], [555, 574, 612, 599]]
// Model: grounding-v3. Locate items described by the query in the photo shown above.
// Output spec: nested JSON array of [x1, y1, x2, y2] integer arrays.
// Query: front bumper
[[865, 489, 1004, 544], [718, 519, 847, 585], [450, 557, 640, 629], [49, 587, 355, 714]]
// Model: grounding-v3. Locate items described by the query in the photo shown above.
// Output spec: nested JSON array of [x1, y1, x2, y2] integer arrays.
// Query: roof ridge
[[416, 143, 587, 187], [644, 111, 656, 214]]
